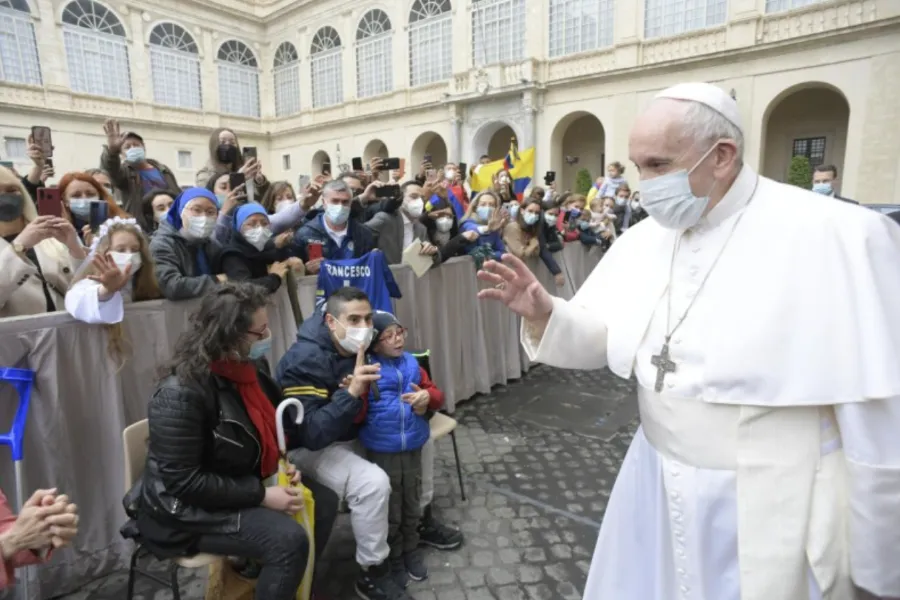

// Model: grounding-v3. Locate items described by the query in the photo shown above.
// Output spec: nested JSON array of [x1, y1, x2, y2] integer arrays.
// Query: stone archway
[[311, 150, 331, 176], [471, 121, 520, 163], [550, 111, 606, 194], [410, 131, 448, 171], [761, 84, 850, 188]]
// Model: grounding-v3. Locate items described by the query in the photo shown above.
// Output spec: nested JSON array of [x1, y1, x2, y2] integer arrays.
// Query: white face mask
[[444, 168, 455, 181], [543, 214, 557, 227], [615, 196, 626, 206], [638, 142, 719, 230], [109, 251, 142, 273], [69, 198, 96, 218], [183, 215, 216, 240], [523, 212, 539, 226], [154, 210, 168, 223], [243, 226, 273, 251], [275, 199, 295, 214], [630, 200, 640, 210], [334, 320, 374, 354], [435, 217, 453, 233], [404, 199, 424, 218]]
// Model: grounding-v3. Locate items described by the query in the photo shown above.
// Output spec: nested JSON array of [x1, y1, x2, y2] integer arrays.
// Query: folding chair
[[411, 351, 466, 501], [122, 420, 223, 600], [0, 367, 36, 600]]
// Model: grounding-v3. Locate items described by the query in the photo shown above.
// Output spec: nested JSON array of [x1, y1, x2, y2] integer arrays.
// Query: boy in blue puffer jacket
[[360, 311, 445, 590]]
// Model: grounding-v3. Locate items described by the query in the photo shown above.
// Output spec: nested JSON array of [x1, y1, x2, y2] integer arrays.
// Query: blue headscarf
[[234, 203, 269, 232], [166, 187, 218, 230], [166, 187, 219, 276]]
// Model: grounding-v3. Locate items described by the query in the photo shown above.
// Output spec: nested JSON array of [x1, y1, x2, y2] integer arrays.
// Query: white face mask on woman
[[275, 199, 295, 214], [183, 215, 216, 240], [435, 217, 453, 233], [109, 251, 142, 273], [243, 226, 273, 251]]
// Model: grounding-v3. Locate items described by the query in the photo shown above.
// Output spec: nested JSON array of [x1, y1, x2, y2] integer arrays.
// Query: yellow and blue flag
[[470, 141, 535, 201]]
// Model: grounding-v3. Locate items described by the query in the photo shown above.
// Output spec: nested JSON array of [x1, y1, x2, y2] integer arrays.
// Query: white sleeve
[[520, 264, 609, 370], [835, 398, 900, 598], [64, 279, 125, 325]]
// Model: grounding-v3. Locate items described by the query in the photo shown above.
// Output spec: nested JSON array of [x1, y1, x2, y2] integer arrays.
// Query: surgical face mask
[[507, 204, 519, 219], [275, 199, 294, 214], [183, 215, 216, 240], [217, 144, 238, 164], [812, 182, 833, 196], [404, 198, 424, 218], [248, 334, 272, 360], [476, 206, 494, 222], [444, 168, 455, 181], [334, 320, 374, 354], [638, 142, 719, 230], [69, 197, 96, 218], [154, 210, 168, 223], [523, 212, 539, 226], [109, 251, 142, 273], [544, 214, 557, 227], [124, 147, 145, 164], [435, 216, 453, 233], [325, 203, 350, 226], [615, 196, 626, 206], [0, 193, 24, 222], [630, 200, 640, 211], [243, 226, 272, 251], [578, 221, 590, 231], [215, 194, 228, 208]]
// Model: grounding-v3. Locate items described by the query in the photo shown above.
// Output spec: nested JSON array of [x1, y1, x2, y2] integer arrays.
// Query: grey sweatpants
[[367, 448, 423, 558]]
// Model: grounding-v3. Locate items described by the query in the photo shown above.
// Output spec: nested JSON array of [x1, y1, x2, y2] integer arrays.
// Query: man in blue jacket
[[292, 180, 375, 275], [276, 286, 462, 600]]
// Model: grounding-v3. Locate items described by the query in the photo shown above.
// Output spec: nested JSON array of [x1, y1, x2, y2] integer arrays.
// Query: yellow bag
[[278, 456, 316, 600], [204, 559, 255, 600], [276, 398, 316, 600]]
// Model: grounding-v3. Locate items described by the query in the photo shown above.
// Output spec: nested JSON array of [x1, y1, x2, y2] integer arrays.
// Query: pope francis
[[477, 82, 900, 600]]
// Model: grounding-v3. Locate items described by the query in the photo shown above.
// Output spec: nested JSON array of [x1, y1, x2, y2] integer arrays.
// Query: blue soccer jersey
[[315, 251, 401, 313]]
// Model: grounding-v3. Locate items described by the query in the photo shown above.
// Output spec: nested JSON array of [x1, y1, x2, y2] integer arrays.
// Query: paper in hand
[[402, 239, 434, 278]]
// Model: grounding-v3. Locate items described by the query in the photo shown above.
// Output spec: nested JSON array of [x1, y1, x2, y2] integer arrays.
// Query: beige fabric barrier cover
[[0, 245, 598, 598]]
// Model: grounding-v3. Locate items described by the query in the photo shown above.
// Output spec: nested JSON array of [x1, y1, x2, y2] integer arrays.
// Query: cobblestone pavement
[[56, 365, 637, 600]]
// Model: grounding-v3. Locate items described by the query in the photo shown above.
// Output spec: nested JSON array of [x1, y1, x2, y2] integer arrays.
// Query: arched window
[[273, 41, 300, 117], [549, 0, 614, 57], [408, 0, 451, 87], [149, 22, 201, 110], [0, 0, 41, 86], [217, 40, 260, 118], [62, 0, 131, 99], [644, 0, 727, 39], [356, 9, 392, 99], [471, 0, 525, 67], [310, 26, 342, 109]]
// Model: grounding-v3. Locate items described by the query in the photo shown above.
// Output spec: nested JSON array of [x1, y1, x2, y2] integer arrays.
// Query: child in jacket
[[360, 311, 444, 588]]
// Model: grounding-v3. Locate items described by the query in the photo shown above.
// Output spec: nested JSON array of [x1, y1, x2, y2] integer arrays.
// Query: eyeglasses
[[379, 327, 407, 343]]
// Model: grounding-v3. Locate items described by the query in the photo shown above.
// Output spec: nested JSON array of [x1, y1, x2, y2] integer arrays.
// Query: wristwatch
[[12, 242, 26, 255]]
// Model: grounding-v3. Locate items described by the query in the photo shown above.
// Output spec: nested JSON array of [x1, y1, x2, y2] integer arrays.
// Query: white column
[[340, 11, 355, 103], [452, 1, 470, 73], [298, 26, 311, 111], [393, 28, 407, 92], [34, 0, 67, 90], [257, 42, 274, 119], [200, 29, 220, 114], [127, 10, 152, 104], [449, 114, 463, 163], [526, 0, 548, 61], [612, 0, 642, 69]]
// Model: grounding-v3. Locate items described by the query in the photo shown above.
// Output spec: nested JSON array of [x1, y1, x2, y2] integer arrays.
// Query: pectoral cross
[[650, 341, 677, 393]]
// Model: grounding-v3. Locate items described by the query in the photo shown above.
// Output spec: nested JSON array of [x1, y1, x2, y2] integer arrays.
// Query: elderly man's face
[[629, 99, 733, 204]]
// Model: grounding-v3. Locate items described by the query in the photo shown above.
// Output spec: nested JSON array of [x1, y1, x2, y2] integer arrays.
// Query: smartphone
[[544, 171, 556, 185], [423, 154, 432, 164], [0, 160, 13, 169], [37, 187, 62, 217], [382, 158, 400, 171], [322, 162, 331, 176], [31, 126, 53, 157], [45, 158, 53, 169], [458, 163, 467, 179], [298, 174, 310, 190], [242, 146, 257, 160], [89, 201, 108, 233], [229, 172, 246, 190], [375, 184, 400, 199], [352, 157, 363, 172], [307, 242, 323, 261]]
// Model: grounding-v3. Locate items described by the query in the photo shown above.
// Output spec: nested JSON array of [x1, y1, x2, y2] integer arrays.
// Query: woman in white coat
[[0, 166, 85, 319]]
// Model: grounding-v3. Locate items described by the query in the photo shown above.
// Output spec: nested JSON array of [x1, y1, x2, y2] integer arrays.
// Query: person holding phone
[[502, 198, 566, 288], [458, 191, 508, 263], [150, 187, 224, 301], [364, 181, 437, 265], [0, 166, 87, 318], [196, 128, 270, 199], [122, 283, 339, 600], [57, 172, 128, 247], [101, 119, 179, 214]]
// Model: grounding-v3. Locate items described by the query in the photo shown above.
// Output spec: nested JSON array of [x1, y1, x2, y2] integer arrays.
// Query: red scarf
[[210, 360, 279, 478]]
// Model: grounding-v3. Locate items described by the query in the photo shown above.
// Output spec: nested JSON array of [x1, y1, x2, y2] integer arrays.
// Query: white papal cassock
[[523, 165, 900, 600]]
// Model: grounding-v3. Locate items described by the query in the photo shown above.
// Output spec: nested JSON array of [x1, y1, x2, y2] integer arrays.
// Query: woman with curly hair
[[123, 282, 338, 600]]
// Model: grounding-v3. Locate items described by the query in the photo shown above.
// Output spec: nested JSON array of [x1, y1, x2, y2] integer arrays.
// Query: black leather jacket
[[125, 365, 288, 544]]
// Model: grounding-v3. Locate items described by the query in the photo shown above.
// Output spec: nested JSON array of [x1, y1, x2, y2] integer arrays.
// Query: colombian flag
[[471, 141, 535, 201]]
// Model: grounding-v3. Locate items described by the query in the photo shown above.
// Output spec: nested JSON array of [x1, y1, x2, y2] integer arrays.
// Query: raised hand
[[12, 216, 56, 250], [477, 254, 553, 323], [87, 254, 132, 295], [347, 344, 380, 398], [401, 383, 430, 415], [103, 119, 126, 154], [274, 230, 293, 249]]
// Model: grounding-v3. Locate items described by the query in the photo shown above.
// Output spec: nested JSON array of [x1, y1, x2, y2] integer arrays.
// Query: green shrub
[[788, 155, 812, 188], [575, 168, 593, 195]]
